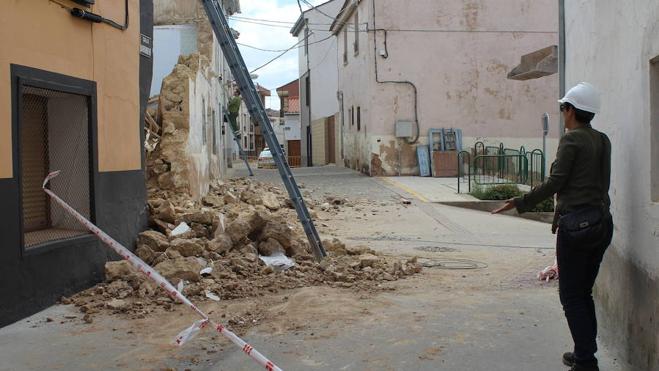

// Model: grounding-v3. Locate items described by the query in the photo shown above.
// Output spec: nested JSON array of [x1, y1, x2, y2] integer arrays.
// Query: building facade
[[292, 0, 343, 167], [331, 0, 560, 175], [277, 80, 303, 166], [253, 84, 272, 156], [0, 0, 153, 325], [563, 1, 659, 369], [149, 0, 242, 199]]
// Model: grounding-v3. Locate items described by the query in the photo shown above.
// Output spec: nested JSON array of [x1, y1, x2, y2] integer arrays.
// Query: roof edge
[[291, 15, 306, 36], [330, 0, 356, 34]]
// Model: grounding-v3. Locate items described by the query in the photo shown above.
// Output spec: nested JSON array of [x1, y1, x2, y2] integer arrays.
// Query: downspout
[[558, 0, 566, 136], [371, 0, 420, 145], [304, 19, 313, 166]]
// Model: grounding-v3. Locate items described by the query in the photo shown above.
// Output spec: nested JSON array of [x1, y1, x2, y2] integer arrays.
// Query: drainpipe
[[558, 0, 566, 137], [337, 91, 344, 161]]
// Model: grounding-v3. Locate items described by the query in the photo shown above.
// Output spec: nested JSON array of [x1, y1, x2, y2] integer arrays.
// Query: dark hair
[[564, 103, 595, 124]]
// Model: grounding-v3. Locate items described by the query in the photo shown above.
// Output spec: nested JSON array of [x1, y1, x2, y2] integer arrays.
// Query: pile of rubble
[[67, 178, 421, 319]]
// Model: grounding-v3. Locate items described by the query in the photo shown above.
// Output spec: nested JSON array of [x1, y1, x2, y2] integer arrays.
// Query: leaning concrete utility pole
[[201, 0, 326, 261]]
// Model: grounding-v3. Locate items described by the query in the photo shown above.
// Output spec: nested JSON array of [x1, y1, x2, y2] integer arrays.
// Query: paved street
[[0, 165, 629, 371]]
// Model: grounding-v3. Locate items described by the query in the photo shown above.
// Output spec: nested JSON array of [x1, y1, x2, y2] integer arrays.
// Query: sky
[[230, 0, 329, 109]]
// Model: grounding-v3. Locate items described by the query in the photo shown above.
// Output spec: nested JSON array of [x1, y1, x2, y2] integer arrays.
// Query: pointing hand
[[492, 199, 515, 214]]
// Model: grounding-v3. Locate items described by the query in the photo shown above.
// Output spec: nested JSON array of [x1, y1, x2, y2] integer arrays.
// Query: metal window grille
[[20, 86, 92, 248]]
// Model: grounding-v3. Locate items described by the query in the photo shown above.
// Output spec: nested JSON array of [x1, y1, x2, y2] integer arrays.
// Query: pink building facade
[[333, 0, 560, 175]]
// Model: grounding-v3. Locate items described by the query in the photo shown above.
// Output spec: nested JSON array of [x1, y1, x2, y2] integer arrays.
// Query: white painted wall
[[565, 2, 659, 369], [336, 0, 560, 175], [283, 113, 301, 141], [566, 0, 659, 281], [270, 117, 286, 147], [151, 25, 198, 96], [297, 0, 342, 121]]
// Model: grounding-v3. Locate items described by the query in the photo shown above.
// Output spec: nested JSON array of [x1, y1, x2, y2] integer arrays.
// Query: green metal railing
[[527, 149, 546, 188], [457, 141, 546, 193]]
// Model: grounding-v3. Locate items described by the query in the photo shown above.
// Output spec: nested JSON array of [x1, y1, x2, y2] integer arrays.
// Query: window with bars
[[19, 86, 92, 249]]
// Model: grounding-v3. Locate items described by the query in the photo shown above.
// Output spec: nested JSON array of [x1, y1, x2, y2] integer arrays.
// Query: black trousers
[[557, 214, 613, 365]]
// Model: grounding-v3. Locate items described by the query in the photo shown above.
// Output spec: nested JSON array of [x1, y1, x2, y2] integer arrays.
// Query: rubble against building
[[67, 178, 422, 320]]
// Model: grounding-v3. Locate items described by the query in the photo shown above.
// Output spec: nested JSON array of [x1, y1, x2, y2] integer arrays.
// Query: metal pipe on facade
[[371, 0, 420, 145]]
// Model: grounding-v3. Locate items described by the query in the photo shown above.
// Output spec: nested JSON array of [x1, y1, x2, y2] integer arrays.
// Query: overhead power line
[[230, 15, 333, 26], [229, 17, 334, 31], [300, 0, 337, 20], [249, 33, 335, 73], [229, 16, 554, 34]]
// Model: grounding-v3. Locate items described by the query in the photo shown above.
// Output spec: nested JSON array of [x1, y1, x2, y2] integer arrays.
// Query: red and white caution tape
[[43, 171, 282, 371], [537, 258, 559, 282]]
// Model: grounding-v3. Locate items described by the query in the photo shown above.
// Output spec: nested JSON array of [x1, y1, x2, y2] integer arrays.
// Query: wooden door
[[287, 140, 301, 167]]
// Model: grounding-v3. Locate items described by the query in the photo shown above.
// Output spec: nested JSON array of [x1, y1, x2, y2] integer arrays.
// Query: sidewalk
[[377, 176, 478, 203]]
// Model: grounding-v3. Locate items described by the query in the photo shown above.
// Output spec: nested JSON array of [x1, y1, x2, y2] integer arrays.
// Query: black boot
[[570, 363, 599, 371], [563, 352, 576, 367]]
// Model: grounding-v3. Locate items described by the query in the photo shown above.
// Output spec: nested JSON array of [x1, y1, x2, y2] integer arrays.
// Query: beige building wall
[[311, 118, 327, 166], [0, 0, 142, 178], [336, 0, 559, 175]]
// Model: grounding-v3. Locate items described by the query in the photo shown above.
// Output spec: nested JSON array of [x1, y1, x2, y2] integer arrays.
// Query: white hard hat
[[558, 82, 601, 114]]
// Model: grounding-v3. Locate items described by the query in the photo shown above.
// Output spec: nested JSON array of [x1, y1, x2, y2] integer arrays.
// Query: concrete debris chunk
[[181, 211, 215, 226], [170, 222, 191, 237], [137, 230, 170, 252], [154, 257, 204, 283], [207, 234, 233, 254], [257, 238, 285, 256], [105, 261, 140, 283], [359, 254, 382, 268], [154, 201, 177, 223], [169, 238, 204, 257], [261, 192, 281, 211], [106, 298, 129, 311]]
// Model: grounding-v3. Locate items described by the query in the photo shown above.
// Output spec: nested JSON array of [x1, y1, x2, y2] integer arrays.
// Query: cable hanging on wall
[[50, 0, 129, 31]]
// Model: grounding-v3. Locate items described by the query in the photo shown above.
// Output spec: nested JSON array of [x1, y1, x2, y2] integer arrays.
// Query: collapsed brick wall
[[148, 54, 210, 195]]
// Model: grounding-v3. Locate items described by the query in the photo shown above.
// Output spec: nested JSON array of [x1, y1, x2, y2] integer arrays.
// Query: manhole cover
[[414, 246, 458, 253]]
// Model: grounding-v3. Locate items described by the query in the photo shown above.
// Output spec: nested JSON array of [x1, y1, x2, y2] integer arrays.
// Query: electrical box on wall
[[72, 0, 95, 6], [395, 121, 414, 138]]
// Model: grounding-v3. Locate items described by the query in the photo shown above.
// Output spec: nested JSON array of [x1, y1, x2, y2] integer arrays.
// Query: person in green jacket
[[227, 89, 242, 134], [493, 82, 612, 371]]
